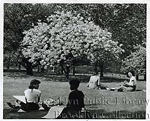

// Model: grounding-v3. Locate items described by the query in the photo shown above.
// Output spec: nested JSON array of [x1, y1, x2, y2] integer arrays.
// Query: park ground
[[3, 71, 146, 119]]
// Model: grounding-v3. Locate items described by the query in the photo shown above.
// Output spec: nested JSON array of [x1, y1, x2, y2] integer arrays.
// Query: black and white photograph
[[2, 1, 149, 120]]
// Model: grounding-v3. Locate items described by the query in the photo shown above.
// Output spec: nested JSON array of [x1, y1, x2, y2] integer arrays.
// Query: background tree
[[4, 3, 58, 74], [88, 4, 146, 57], [121, 44, 146, 80]]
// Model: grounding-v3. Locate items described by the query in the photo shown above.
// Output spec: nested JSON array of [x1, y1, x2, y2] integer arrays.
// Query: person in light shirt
[[7, 79, 41, 112], [117, 71, 137, 91], [87, 72, 108, 90], [23, 79, 41, 110], [87, 72, 100, 89]]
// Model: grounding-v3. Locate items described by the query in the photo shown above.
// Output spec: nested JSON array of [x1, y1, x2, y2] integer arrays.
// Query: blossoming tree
[[21, 10, 124, 77]]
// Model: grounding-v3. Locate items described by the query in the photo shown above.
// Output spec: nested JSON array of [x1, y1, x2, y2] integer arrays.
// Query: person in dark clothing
[[66, 79, 85, 111], [58, 79, 91, 119]]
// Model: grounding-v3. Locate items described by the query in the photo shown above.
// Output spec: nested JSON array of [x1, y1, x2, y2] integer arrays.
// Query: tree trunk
[[100, 63, 104, 77], [94, 61, 98, 74], [26, 62, 33, 75], [19, 57, 33, 75], [7, 63, 10, 70], [59, 60, 71, 79], [73, 66, 75, 75], [41, 66, 44, 72], [60, 60, 64, 75], [136, 74, 139, 80], [144, 73, 146, 81], [65, 66, 70, 79], [60, 66, 64, 75], [37, 65, 40, 72], [18, 63, 21, 70]]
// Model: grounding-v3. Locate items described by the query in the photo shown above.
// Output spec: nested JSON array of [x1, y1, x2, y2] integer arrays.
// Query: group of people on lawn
[[7, 78, 87, 118], [87, 71, 137, 91], [7, 70, 137, 118]]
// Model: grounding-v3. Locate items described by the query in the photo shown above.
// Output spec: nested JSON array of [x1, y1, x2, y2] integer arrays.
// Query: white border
[[0, 0, 149, 3], [1, 1, 150, 121], [146, 1, 150, 121], [0, 0, 3, 121]]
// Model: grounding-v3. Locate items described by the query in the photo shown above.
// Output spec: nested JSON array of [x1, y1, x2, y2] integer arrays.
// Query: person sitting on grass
[[7, 79, 41, 112], [67, 79, 85, 111], [117, 71, 137, 92], [58, 78, 91, 119], [87, 72, 108, 90]]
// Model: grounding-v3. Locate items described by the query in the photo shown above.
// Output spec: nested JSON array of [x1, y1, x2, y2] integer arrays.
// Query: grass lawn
[[3, 72, 146, 119]]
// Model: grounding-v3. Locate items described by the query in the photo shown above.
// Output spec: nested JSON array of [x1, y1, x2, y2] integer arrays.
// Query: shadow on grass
[[3, 109, 146, 119]]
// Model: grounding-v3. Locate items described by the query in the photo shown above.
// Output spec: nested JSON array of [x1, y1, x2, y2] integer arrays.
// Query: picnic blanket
[[13, 95, 26, 103], [42, 106, 65, 119]]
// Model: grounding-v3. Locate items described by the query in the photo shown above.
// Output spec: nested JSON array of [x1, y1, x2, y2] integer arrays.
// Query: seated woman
[[58, 79, 91, 119], [7, 79, 41, 112], [87, 72, 108, 90], [117, 71, 137, 92]]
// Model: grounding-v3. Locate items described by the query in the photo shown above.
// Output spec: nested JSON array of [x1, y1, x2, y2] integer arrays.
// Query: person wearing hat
[[7, 79, 41, 112]]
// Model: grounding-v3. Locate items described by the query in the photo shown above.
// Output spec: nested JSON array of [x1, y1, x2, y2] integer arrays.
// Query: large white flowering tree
[[21, 10, 124, 77]]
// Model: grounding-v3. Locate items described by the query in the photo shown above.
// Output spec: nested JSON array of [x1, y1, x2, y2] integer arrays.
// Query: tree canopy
[[21, 10, 124, 77]]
